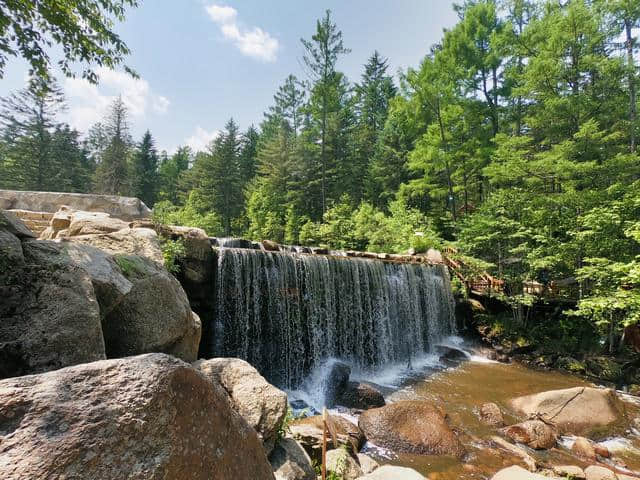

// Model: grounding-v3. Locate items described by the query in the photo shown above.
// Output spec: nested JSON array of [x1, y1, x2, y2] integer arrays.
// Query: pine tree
[[266, 75, 306, 136], [0, 77, 65, 190], [301, 10, 351, 217], [132, 130, 159, 206], [93, 96, 132, 195]]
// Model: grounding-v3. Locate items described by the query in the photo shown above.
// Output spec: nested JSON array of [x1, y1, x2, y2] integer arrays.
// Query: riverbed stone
[[584, 466, 617, 480], [491, 466, 561, 480], [553, 465, 586, 479], [356, 465, 427, 480], [358, 400, 465, 458], [270, 437, 315, 480], [0, 353, 275, 480], [357, 454, 379, 474], [338, 381, 386, 410], [501, 419, 557, 449], [290, 414, 364, 460], [194, 357, 288, 455], [324, 360, 351, 407], [480, 402, 505, 426], [572, 436, 597, 461], [326, 448, 363, 480], [509, 387, 625, 437]]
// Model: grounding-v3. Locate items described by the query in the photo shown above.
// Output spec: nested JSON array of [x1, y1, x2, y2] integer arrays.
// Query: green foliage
[[153, 193, 223, 237], [114, 255, 146, 279], [159, 237, 186, 275], [0, 0, 138, 82]]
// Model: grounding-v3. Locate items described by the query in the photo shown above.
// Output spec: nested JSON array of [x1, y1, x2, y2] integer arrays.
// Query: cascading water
[[211, 247, 456, 390]]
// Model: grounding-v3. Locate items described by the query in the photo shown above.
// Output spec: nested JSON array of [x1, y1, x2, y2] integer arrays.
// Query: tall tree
[[0, 77, 65, 190], [132, 130, 159, 206], [266, 75, 306, 136], [93, 96, 132, 195], [301, 10, 350, 217], [194, 118, 243, 236]]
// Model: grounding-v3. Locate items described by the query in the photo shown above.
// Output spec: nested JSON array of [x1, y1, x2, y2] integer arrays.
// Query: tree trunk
[[626, 19, 637, 153]]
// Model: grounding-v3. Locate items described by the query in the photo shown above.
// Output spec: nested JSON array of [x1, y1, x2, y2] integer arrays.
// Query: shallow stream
[[341, 348, 640, 479]]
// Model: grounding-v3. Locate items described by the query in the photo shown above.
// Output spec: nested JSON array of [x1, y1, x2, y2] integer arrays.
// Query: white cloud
[[62, 67, 170, 130], [205, 3, 279, 62], [185, 126, 220, 152]]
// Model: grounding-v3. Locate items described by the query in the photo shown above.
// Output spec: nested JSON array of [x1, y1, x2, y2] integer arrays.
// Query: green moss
[[114, 255, 147, 279]]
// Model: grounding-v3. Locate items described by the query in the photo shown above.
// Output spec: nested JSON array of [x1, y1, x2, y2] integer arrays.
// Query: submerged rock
[[358, 400, 465, 458], [194, 357, 288, 455], [338, 381, 386, 410], [270, 437, 315, 480], [509, 387, 625, 437], [0, 353, 275, 480], [480, 402, 505, 426], [491, 466, 560, 479], [501, 419, 557, 449]]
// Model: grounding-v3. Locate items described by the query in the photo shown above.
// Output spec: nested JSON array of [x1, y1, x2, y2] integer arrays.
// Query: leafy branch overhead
[[0, 0, 138, 82]]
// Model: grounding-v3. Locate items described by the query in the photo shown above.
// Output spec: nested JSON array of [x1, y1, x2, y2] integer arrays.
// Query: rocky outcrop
[[0, 189, 151, 220], [100, 254, 200, 361], [356, 465, 427, 480], [0, 234, 106, 379], [194, 358, 288, 455], [326, 449, 363, 480], [338, 381, 386, 410], [290, 414, 364, 460], [62, 227, 164, 264], [358, 401, 465, 458], [0, 353, 275, 480], [509, 387, 625, 437], [501, 420, 557, 449], [269, 438, 316, 480]]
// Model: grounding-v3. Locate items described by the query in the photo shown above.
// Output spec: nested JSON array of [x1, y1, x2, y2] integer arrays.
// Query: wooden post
[[322, 407, 328, 480]]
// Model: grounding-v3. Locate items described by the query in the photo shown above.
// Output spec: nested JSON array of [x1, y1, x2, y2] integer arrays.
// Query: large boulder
[[194, 358, 288, 455], [0, 189, 151, 220], [491, 466, 561, 480], [501, 420, 557, 449], [0, 209, 35, 238], [584, 466, 617, 480], [65, 226, 164, 264], [101, 254, 201, 362], [269, 438, 316, 480], [358, 401, 465, 458], [0, 239, 106, 379], [290, 414, 364, 460], [0, 353, 274, 480], [509, 387, 625, 437], [158, 225, 213, 284], [67, 210, 130, 236], [356, 465, 427, 480], [338, 381, 386, 410]]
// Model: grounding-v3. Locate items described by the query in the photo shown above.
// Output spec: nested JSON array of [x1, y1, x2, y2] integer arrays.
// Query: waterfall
[[211, 248, 456, 389]]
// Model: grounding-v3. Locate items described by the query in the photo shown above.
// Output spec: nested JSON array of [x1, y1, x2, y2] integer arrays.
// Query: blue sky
[[0, 0, 458, 153]]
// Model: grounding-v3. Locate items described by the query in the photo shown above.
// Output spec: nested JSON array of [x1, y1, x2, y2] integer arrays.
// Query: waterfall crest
[[212, 248, 456, 389]]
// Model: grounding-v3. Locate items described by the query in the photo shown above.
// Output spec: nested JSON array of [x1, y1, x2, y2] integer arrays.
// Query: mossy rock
[[113, 254, 153, 280], [557, 356, 587, 374], [586, 357, 624, 383]]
